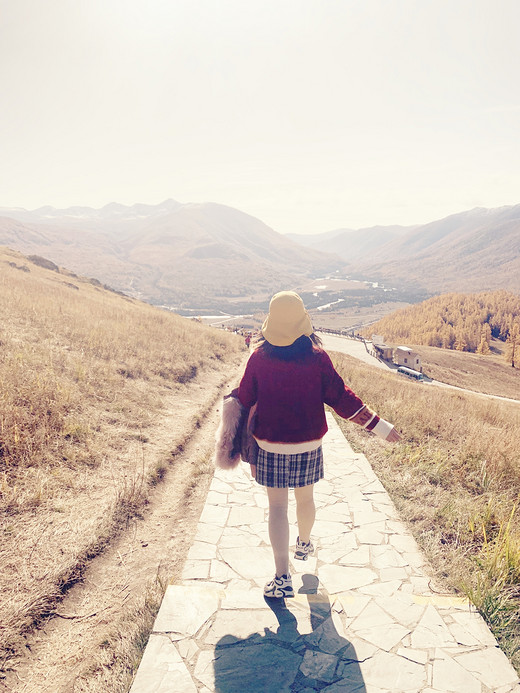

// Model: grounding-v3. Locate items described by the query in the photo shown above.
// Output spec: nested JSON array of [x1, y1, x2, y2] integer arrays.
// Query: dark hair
[[255, 333, 323, 361]]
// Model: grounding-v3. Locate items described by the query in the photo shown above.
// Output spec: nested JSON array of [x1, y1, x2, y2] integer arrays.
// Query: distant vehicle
[[397, 366, 424, 381]]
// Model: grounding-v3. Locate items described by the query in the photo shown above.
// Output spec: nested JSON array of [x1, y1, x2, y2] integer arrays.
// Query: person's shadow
[[213, 574, 366, 692]]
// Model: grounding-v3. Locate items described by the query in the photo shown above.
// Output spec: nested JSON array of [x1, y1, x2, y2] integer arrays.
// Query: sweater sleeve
[[320, 352, 395, 440], [321, 351, 365, 418], [237, 353, 258, 409]]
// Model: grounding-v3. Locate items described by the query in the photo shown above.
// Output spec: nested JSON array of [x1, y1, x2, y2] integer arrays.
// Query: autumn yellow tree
[[476, 335, 490, 354], [505, 322, 520, 368], [365, 290, 520, 354]]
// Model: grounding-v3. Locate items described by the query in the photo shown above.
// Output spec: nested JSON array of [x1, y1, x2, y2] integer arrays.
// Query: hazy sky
[[1, 0, 519, 234]]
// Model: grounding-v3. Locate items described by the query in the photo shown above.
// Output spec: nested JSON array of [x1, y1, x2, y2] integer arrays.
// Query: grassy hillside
[[410, 342, 520, 400], [331, 352, 520, 669], [0, 246, 244, 667], [366, 290, 520, 356]]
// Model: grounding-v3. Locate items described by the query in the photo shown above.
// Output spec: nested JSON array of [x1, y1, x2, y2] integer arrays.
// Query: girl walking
[[237, 291, 400, 598]]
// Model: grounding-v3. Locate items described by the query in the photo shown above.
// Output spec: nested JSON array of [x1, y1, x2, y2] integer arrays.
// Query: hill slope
[[366, 290, 520, 353], [347, 205, 520, 293], [0, 201, 340, 309], [0, 246, 244, 670]]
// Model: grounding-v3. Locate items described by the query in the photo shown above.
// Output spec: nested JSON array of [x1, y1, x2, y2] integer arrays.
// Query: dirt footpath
[[3, 360, 245, 693]]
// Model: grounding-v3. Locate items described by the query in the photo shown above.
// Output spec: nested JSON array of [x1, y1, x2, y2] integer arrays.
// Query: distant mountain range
[[290, 206, 520, 293], [0, 200, 340, 309], [287, 225, 414, 263], [0, 200, 518, 310]]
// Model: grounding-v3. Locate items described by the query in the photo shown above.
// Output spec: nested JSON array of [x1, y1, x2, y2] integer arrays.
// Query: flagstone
[[253, 492, 269, 508], [226, 505, 265, 526], [407, 576, 433, 594], [432, 649, 481, 693], [218, 527, 262, 548], [209, 559, 241, 582], [450, 610, 499, 647], [350, 600, 395, 631], [219, 546, 274, 580], [129, 634, 197, 693], [379, 566, 410, 581], [204, 608, 280, 645], [289, 554, 317, 573], [370, 545, 409, 568], [176, 637, 199, 661], [402, 550, 427, 568], [319, 564, 377, 593], [340, 636, 379, 662], [358, 579, 403, 598], [374, 595, 425, 628], [396, 647, 428, 665], [337, 545, 370, 566], [386, 519, 410, 534], [353, 527, 385, 544], [321, 677, 367, 693], [193, 524, 224, 545], [132, 410, 520, 693], [389, 533, 421, 553], [456, 647, 519, 688], [229, 489, 254, 504], [153, 584, 220, 637], [199, 504, 229, 525], [312, 519, 353, 538], [316, 478, 335, 494], [303, 612, 349, 653], [209, 478, 235, 494], [356, 623, 410, 652], [335, 592, 372, 620], [245, 522, 270, 544], [206, 490, 228, 506], [195, 642, 302, 693], [182, 559, 210, 580], [359, 650, 427, 690], [187, 541, 217, 560], [317, 502, 352, 521], [411, 605, 456, 648], [300, 650, 339, 682], [320, 532, 358, 554]]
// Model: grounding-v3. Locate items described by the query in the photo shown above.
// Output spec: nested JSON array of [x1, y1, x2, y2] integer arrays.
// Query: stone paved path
[[129, 413, 520, 692]]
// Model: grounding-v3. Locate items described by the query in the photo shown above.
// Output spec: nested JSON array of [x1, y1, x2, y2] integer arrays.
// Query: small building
[[395, 346, 422, 372], [371, 334, 393, 361], [373, 343, 394, 361]]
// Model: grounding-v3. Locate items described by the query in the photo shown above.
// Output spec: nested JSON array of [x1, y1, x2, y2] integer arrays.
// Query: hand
[[250, 463, 257, 479], [386, 428, 401, 443]]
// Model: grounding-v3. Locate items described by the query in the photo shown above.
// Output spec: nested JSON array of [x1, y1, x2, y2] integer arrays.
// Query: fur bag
[[214, 390, 258, 470]]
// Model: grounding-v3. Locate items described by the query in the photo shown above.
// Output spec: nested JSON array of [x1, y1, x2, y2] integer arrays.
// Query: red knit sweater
[[238, 347, 375, 444]]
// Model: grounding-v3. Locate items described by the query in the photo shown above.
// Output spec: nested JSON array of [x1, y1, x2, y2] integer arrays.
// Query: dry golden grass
[[410, 341, 520, 400], [331, 351, 520, 669], [0, 247, 244, 670]]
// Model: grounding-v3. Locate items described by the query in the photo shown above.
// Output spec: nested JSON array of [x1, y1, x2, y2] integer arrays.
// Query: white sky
[[1, 0, 519, 234]]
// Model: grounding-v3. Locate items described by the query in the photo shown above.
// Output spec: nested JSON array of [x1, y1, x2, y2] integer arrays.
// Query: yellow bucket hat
[[261, 291, 313, 347]]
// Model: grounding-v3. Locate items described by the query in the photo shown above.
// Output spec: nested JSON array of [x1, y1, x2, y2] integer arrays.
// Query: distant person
[[237, 291, 400, 598], [245, 333, 251, 348]]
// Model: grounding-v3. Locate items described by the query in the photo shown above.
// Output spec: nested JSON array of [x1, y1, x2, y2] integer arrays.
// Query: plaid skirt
[[255, 446, 324, 488]]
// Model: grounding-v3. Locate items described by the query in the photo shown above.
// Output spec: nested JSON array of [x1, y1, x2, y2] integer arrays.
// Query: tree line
[[366, 290, 520, 367]]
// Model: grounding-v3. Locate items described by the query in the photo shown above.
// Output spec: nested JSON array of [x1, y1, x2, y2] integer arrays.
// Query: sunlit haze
[[1, 0, 519, 234]]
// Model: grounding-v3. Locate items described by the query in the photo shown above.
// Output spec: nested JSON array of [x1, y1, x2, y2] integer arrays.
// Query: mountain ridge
[[0, 200, 341, 309]]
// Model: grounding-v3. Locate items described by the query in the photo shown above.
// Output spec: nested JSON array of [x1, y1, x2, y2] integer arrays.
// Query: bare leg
[[294, 483, 315, 544], [266, 486, 289, 576]]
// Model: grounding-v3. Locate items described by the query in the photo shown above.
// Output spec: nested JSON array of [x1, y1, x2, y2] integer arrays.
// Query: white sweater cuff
[[372, 418, 394, 440]]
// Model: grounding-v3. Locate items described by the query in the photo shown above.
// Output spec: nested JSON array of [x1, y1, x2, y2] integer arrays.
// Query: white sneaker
[[263, 573, 294, 598], [294, 537, 314, 561]]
